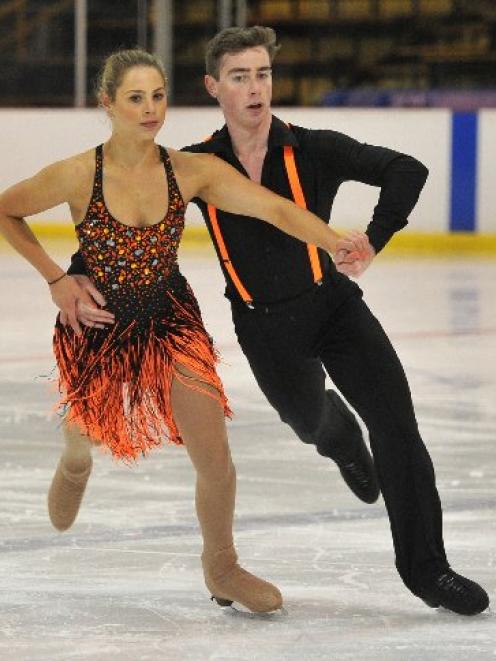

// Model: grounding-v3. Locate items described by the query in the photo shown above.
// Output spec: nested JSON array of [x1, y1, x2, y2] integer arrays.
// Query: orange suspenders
[[206, 143, 323, 307], [283, 145, 323, 285], [206, 203, 254, 305]]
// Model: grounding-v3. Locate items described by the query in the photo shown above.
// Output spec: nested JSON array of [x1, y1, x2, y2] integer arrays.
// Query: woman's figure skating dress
[[53, 145, 230, 460]]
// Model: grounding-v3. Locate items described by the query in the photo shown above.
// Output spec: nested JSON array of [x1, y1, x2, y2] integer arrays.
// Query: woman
[[0, 49, 364, 613]]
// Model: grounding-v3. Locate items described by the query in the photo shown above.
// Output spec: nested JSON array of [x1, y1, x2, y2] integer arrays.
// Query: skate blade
[[211, 596, 233, 607], [212, 599, 287, 618], [226, 604, 288, 619], [422, 597, 493, 617]]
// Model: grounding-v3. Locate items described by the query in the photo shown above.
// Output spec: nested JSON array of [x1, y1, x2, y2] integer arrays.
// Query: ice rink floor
[[0, 242, 495, 660]]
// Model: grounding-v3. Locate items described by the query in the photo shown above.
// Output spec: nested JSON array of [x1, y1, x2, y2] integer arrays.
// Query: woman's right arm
[[0, 159, 100, 334]]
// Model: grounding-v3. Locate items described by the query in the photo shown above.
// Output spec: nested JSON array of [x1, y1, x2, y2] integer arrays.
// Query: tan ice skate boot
[[47, 424, 93, 531], [202, 544, 283, 613]]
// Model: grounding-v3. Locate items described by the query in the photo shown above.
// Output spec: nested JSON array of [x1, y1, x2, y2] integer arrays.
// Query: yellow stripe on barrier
[[386, 231, 496, 256]]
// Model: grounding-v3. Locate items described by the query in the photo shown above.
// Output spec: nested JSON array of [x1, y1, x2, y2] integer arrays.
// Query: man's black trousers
[[230, 274, 449, 593]]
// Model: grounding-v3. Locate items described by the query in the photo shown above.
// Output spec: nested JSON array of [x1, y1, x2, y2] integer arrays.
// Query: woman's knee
[[197, 453, 236, 486]]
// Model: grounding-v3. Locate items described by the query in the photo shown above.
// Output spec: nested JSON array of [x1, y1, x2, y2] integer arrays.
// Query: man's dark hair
[[205, 26, 280, 79]]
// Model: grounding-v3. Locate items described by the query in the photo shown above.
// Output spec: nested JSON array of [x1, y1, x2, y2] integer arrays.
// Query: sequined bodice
[[76, 145, 185, 310]]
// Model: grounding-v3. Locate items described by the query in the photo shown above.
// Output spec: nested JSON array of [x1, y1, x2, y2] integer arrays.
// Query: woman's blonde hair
[[95, 48, 167, 103]]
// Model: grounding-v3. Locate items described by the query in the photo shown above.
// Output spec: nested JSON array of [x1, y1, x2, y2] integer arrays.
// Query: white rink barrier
[[0, 107, 494, 238]]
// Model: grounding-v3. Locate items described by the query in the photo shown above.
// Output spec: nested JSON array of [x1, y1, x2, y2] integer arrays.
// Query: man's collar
[[205, 124, 232, 153], [268, 115, 299, 148], [206, 115, 299, 154]]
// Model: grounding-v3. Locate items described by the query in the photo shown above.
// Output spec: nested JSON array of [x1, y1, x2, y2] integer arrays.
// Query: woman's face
[[106, 65, 167, 139]]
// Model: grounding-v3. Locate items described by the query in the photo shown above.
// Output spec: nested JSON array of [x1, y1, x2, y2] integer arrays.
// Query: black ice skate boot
[[417, 569, 489, 615], [316, 390, 380, 504]]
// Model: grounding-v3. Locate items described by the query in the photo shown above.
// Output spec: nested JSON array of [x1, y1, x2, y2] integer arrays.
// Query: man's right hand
[[53, 275, 115, 334]]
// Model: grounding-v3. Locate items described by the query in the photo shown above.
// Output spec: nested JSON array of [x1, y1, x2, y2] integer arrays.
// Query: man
[[60, 27, 488, 615]]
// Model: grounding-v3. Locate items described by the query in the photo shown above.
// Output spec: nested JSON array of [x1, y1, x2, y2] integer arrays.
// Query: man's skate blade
[[426, 602, 492, 617]]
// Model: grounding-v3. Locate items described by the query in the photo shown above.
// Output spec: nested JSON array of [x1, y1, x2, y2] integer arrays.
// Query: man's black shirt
[[69, 115, 428, 305]]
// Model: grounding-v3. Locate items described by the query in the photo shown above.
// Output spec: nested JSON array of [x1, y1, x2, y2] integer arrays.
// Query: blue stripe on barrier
[[450, 112, 477, 232]]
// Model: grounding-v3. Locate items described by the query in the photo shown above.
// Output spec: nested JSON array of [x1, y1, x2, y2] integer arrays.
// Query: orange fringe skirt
[[53, 292, 231, 461]]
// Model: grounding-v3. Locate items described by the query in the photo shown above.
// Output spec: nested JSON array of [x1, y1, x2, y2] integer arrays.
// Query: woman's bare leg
[[47, 421, 93, 531], [171, 363, 282, 613]]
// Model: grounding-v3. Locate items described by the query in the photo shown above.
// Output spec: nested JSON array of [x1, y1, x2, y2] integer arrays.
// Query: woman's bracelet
[[47, 273, 67, 286]]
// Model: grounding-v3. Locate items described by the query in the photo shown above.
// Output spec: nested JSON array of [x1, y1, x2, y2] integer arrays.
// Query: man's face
[[205, 46, 272, 128]]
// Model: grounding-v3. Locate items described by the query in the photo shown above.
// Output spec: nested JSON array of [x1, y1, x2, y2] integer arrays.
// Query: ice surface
[[0, 243, 495, 660]]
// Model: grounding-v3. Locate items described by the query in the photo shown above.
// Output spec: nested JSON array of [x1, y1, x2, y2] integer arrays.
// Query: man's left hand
[[334, 231, 376, 278]]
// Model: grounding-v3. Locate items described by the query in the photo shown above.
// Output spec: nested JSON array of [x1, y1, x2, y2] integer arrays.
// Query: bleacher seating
[[0, 0, 495, 107]]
